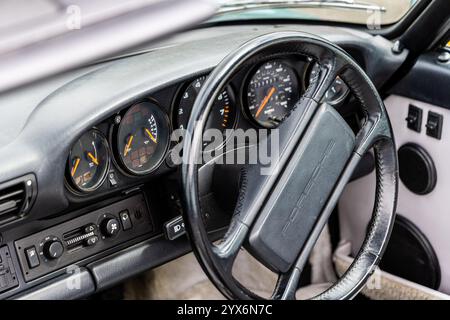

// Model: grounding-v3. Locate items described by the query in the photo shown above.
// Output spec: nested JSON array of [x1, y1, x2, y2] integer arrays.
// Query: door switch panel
[[15, 193, 153, 282]]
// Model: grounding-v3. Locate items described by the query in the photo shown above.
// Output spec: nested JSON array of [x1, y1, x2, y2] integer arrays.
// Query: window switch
[[426, 111, 443, 139], [25, 246, 40, 269], [405, 105, 422, 132]]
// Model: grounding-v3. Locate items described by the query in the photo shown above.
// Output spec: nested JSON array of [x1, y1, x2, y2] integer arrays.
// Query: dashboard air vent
[[0, 174, 37, 226]]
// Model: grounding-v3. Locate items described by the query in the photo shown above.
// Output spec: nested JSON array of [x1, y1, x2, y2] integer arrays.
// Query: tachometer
[[246, 60, 299, 128], [67, 129, 110, 192], [176, 76, 236, 150], [116, 101, 169, 175]]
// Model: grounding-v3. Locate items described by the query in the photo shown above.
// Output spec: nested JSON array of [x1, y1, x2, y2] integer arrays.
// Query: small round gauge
[[67, 129, 110, 192], [308, 64, 350, 106], [324, 76, 350, 105], [116, 101, 169, 175], [176, 76, 236, 150], [246, 60, 299, 128]]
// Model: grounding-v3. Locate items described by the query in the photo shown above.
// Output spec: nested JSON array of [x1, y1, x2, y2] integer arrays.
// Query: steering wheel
[[181, 32, 398, 300]]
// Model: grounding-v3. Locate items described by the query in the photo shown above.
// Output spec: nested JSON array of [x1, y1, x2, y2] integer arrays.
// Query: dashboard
[[0, 24, 406, 299]]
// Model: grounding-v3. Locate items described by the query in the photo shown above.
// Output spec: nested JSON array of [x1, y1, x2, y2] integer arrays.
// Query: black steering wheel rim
[[181, 32, 398, 300]]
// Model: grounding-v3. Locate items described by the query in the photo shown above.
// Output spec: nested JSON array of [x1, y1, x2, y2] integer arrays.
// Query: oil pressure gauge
[[115, 101, 169, 175]]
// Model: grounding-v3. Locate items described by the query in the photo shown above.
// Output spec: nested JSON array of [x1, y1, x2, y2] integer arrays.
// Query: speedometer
[[246, 60, 299, 128]]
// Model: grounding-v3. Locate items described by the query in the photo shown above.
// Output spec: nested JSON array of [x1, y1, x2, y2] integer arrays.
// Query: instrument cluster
[[65, 56, 350, 195]]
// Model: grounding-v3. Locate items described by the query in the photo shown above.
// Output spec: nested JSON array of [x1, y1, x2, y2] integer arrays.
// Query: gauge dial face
[[308, 64, 349, 106], [324, 76, 349, 105], [246, 60, 299, 128], [176, 76, 236, 150], [67, 129, 110, 192], [116, 101, 169, 175]]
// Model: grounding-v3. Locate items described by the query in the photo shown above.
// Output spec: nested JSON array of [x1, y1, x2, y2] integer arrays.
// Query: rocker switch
[[405, 105, 422, 133], [426, 111, 443, 140]]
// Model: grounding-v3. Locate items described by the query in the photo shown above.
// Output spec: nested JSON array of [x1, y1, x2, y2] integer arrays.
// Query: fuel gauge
[[67, 129, 110, 193]]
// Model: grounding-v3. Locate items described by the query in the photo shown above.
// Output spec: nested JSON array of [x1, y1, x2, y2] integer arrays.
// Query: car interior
[[0, 0, 449, 300]]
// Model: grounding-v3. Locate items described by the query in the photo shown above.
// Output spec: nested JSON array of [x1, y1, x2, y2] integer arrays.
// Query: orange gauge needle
[[124, 135, 134, 156], [145, 128, 157, 143], [255, 87, 276, 119], [71, 158, 80, 177], [87, 152, 99, 166]]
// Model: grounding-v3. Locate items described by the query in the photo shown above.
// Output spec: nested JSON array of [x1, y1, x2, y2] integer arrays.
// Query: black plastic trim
[[380, 215, 441, 290], [390, 52, 450, 109], [88, 228, 226, 291], [13, 268, 95, 300], [398, 143, 437, 195]]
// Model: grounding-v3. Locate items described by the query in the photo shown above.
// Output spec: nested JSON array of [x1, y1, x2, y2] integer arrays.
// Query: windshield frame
[[204, 0, 430, 40]]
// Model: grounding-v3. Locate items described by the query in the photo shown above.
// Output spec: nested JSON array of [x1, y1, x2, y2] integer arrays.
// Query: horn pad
[[248, 104, 355, 273]]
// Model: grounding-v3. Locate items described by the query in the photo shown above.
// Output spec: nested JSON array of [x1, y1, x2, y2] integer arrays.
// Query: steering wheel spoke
[[355, 112, 392, 156], [213, 220, 249, 272], [271, 268, 302, 300], [305, 57, 349, 104]]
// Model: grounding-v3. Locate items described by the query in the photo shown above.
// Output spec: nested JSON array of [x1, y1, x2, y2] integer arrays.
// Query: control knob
[[100, 217, 120, 237], [43, 239, 64, 260]]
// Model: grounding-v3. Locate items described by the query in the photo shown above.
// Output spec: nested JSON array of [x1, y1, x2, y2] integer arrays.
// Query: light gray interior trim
[[0, 0, 217, 93], [339, 95, 450, 294]]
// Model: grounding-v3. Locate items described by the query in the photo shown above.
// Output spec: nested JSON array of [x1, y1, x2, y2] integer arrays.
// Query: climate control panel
[[15, 193, 153, 282]]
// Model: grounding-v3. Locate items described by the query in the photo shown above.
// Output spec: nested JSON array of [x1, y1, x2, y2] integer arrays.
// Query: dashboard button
[[84, 223, 97, 234], [108, 172, 118, 187], [25, 246, 40, 268], [164, 215, 185, 240], [85, 236, 99, 247], [119, 211, 132, 231]]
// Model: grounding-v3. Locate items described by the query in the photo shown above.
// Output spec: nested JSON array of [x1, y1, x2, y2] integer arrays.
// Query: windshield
[[214, 0, 419, 27]]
